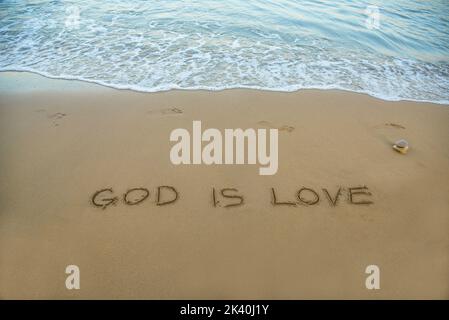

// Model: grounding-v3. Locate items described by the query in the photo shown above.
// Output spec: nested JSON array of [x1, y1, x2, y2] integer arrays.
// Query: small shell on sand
[[393, 139, 409, 154]]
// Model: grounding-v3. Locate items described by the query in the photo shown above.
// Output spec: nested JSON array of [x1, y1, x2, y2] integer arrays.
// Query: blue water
[[0, 0, 448, 103]]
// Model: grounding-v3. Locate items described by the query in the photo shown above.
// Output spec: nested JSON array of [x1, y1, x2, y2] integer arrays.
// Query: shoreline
[[1, 71, 448, 299], [1, 70, 448, 106]]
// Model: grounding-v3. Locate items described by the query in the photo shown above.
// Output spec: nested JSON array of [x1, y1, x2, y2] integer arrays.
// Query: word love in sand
[[169, 121, 278, 175]]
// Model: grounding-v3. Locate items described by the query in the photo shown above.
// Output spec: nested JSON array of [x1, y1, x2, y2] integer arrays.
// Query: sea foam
[[1, 0, 448, 104]]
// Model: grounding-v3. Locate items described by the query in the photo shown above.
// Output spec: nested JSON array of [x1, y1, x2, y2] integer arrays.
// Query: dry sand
[[0, 71, 448, 299]]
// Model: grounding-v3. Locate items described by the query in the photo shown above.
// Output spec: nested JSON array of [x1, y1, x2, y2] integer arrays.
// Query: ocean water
[[0, 0, 448, 103]]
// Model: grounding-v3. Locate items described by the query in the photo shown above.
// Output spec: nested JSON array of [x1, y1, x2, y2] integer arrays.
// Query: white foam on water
[[1, 0, 448, 104]]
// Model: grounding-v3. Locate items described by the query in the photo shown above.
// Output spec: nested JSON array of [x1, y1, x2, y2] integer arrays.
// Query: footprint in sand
[[48, 112, 67, 120], [369, 122, 407, 148], [257, 120, 295, 133], [384, 122, 406, 129], [148, 107, 183, 116], [44, 112, 67, 126], [373, 122, 406, 130], [35, 109, 68, 126]]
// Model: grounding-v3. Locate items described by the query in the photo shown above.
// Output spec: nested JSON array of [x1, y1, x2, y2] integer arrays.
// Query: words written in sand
[[91, 185, 373, 209]]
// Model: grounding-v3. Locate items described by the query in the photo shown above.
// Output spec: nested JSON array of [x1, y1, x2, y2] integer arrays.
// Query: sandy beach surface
[[0, 71, 448, 299]]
